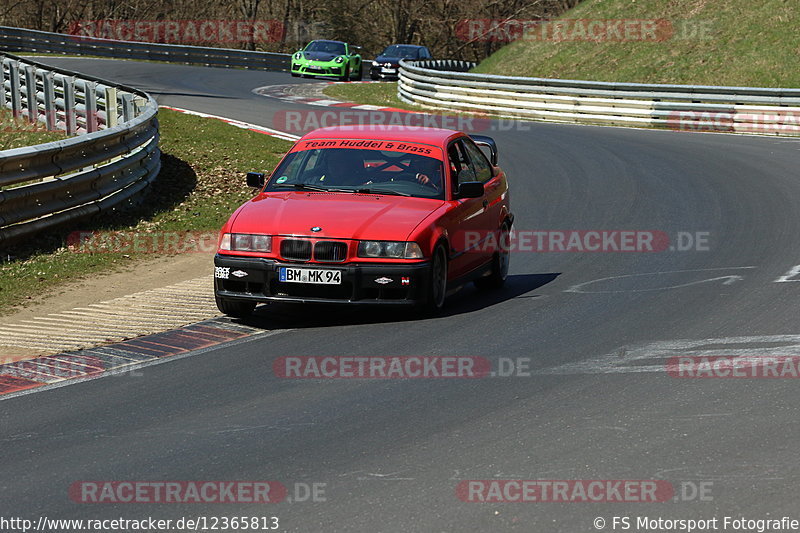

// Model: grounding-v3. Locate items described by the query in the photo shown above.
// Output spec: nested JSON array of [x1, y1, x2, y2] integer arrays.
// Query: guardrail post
[[9, 60, 21, 118], [63, 76, 77, 135], [24, 64, 37, 123], [105, 86, 118, 128], [121, 93, 135, 123], [42, 71, 56, 130], [133, 96, 148, 116], [0, 57, 7, 110], [84, 80, 98, 132]]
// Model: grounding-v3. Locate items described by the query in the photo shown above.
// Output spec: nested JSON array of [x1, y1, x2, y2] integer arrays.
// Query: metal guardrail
[[398, 60, 800, 135], [0, 26, 291, 71], [0, 52, 160, 245]]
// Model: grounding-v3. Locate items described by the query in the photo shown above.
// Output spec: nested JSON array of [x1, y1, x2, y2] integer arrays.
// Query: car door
[[441, 139, 493, 278], [462, 137, 505, 248]]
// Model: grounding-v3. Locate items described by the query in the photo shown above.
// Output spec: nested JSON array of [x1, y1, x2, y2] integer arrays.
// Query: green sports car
[[290, 40, 362, 81]]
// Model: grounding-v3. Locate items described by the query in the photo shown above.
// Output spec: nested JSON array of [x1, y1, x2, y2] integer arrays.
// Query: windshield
[[304, 40, 346, 55], [382, 45, 420, 58], [265, 143, 445, 199]]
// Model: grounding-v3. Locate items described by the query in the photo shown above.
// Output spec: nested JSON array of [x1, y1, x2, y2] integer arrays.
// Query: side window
[[447, 141, 473, 191], [462, 139, 493, 183]]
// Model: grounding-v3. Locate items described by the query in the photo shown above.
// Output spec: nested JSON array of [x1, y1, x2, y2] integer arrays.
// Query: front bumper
[[214, 254, 430, 305], [291, 62, 344, 77], [370, 66, 398, 79]]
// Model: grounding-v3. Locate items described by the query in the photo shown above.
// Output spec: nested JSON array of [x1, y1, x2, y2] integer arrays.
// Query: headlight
[[294, 52, 302, 59], [372, 60, 379, 66], [334, 56, 345, 63], [384, 62, 392, 67], [219, 233, 272, 252], [358, 241, 423, 259]]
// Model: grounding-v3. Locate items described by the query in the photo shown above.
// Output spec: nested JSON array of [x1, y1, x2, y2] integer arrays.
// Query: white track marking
[[565, 266, 756, 294], [536, 334, 800, 376], [307, 99, 343, 106], [160, 106, 299, 141], [775, 264, 800, 282], [0, 275, 220, 354]]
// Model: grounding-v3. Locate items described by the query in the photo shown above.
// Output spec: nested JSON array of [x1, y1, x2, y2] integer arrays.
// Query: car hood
[[302, 51, 339, 62], [231, 192, 442, 240], [375, 55, 405, 64]]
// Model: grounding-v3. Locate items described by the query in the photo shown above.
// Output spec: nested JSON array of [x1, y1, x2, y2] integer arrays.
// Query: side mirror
[[246, 172, 266, 188], [457, 181, 484, 199]]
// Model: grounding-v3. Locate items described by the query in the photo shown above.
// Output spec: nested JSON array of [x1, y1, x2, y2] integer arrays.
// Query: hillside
[[472, 0, 800, 87]]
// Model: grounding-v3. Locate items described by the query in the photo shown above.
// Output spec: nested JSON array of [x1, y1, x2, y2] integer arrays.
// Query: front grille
[[281, 239, 312, 261], [314, 241, 347, 262]]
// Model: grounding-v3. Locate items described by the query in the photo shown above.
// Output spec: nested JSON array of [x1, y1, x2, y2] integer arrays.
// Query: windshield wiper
[[356, 188, 411, 197], [290, 183, 330, 192], [274, 183, 348, 193]]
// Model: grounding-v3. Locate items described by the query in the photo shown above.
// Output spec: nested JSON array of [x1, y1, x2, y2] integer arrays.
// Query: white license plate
[[308, 66, 323, 71], [381, 67, 396, 73], [279, 267, 341, 285]]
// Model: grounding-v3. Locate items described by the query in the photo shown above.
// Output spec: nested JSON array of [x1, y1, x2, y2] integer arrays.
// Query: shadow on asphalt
[[233, 272, 560, 330], [148, 91, 237, 98]]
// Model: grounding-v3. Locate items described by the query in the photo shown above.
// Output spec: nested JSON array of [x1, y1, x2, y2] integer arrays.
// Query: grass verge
[[473, 0, 800, 87], [323, 81, 418, 110], [0, 108, 291, 315]]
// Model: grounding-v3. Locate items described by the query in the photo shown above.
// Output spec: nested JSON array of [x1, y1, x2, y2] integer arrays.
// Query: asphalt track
[[3, 58, 800, 532]]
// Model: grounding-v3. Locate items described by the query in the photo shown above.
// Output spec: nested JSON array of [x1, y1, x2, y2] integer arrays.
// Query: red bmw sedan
[[214, 125, 513, 317]]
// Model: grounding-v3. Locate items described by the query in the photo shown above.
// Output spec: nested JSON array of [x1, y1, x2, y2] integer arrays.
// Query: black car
[[369, 44, 432, 80]]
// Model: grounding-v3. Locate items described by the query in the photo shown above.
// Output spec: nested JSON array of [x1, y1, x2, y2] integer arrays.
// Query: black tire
[[351, 65, 362, 81], [421, 245, 448, 314], [475, 223, 511, 290], [291, 71, 300, 77], [370, 73, 379, 81], [215, 296, 256, 318], [340, 66, 350, 82]]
